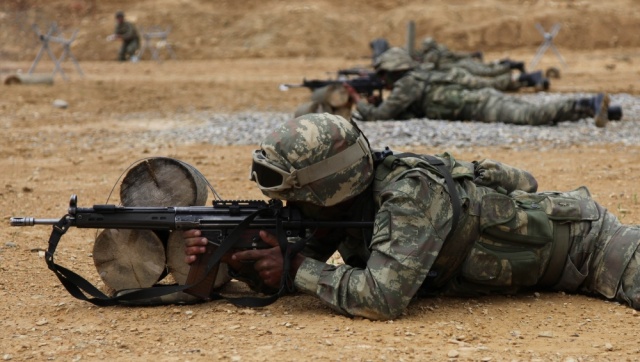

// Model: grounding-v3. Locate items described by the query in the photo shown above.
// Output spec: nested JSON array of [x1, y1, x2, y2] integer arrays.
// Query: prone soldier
[[184, 113, 640, 320]]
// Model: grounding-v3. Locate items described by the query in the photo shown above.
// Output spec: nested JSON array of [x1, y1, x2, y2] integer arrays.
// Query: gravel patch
[[140, 92, 640, 149]]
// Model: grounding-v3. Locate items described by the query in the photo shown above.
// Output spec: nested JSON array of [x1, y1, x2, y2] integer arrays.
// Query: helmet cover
[[256, 113, 374, 206], [374, 47, 417, 72]]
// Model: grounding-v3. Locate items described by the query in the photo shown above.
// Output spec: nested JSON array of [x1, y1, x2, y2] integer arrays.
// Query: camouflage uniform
[[420, 38, 511, 77], [433, 57, 512, 78], [292, 149, 640, 320], [418, 63, 521, 93], [253, 114, 639, 320], [356, 68, 596, 126], [114, 18, 140, 61]]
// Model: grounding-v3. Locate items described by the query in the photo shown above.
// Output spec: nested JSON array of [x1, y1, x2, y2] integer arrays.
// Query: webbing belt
[[538, 222, 571, 288]]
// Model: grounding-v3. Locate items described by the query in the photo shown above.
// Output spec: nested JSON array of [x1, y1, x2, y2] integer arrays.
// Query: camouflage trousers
[[425, 87, 580, 125], [441, 187, 640, 310], [119, 39, 140, 61], [443, 58, 512, 77], [583, 206, 640, 308], [440, 68, 519, 92]]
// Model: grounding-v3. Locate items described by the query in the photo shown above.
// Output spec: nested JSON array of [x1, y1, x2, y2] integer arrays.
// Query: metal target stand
[[28, 23, 84, 81], [529, 23, 567, 70], [138, 26, 177, 63]]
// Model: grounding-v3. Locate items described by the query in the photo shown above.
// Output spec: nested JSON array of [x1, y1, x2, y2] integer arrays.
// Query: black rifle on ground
[[10, 194, 373, 307], [279, 72, 385, 104]]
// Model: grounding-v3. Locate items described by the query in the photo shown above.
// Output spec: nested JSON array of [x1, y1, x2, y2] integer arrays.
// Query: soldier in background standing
[[107, 11, 140, 62]]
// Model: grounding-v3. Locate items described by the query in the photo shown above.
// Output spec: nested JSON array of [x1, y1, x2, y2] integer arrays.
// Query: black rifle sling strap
[[45, 214, 214, 306], [45, 208, 298, 307], [45, 216, 118, 306]]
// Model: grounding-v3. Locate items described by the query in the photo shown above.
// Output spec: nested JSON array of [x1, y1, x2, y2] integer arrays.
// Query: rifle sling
[[45, 208, 301, 308]]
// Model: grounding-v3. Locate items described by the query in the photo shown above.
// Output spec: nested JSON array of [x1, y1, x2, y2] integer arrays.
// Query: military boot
[[608, 105, 623, 121], [575, 93, 610, 128], [510, 61, 526, 73], [517, 71, 549, 91], [500, 59, 526, 73], [470, 51, 484, 61]]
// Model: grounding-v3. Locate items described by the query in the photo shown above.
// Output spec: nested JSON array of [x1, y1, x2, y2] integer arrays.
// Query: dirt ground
[[3, 1, 640, 361]]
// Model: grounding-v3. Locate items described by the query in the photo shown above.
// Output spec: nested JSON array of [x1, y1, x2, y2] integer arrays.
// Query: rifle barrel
[[10, 217, 61, 226]]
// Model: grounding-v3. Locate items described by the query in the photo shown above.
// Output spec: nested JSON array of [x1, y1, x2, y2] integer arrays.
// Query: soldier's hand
[[367, 95, 382, 106], [182, 229, 243, 270], [343, 83, 361, 103], [183, 229, 207, 264], [106, 34, 116, 42], [231, 230, 305, 289]]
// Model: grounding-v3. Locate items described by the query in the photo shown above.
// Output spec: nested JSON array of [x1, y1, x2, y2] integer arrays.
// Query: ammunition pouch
[[454, 187, 600, 293]]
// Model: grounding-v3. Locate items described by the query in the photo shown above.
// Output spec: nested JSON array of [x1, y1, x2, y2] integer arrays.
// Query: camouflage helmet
[[250, 113, 374, 207], [374, 47, 417, 73], [115, 11, 125, 19], [422, 37, 437, 50]]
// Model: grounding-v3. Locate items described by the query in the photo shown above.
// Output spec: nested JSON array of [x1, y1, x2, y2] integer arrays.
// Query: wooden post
[[406, 20, 416, 57], [3, 73, 54, 85], [92, 157, 231, 295], [93, 229, 166, 290], [119, 158, 209, 207]]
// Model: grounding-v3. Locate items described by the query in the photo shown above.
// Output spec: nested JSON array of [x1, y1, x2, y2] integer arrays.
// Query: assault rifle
[[10, 194, 373, 307], [279, 72, 385, 104]]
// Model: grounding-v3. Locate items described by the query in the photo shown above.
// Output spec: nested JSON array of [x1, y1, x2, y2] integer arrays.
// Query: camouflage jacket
[[114, 21, 140, 43], [356, 69, 468, 121], [421, 44, 476, 65], [355, 70, 426, 121], [294, 153, 539, 320]]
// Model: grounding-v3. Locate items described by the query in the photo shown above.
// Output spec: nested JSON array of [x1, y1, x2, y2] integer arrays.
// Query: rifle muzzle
[[10, 217, 60, 226]]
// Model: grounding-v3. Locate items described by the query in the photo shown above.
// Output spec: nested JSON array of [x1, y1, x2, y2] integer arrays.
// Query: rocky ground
[[3, 0, 640, 361]]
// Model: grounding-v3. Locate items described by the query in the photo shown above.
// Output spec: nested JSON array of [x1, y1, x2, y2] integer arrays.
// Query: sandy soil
[[2, 1, 640, 361]]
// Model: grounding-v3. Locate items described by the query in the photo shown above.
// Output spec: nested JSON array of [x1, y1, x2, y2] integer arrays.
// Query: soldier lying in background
[[418, 37, 525, 77], [288, 63, 551, 120], [349, 47, 622, 127], [281, 71, 384, 119], [417, 37, 549, 91]]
